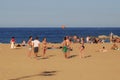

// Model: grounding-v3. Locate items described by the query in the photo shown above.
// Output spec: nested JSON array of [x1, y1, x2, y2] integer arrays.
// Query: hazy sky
[[0, 0, 120, 27]]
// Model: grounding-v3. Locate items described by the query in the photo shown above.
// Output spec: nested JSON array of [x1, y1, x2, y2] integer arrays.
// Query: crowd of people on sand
[[10, 32, 120, 59], [10, 37, 27, 49]]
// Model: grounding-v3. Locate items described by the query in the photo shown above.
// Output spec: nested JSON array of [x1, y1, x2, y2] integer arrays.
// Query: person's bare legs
[[67, 51, 70, 58], [27, 47, 34, 58], [42, 48, 46, 58], [79, 48, 84, 58], [33, 52, 38, 60], [28, 50, 32, 57], [65, 53, 68, 59]]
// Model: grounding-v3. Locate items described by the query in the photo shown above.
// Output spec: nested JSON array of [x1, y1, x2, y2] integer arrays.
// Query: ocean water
[[0, 27, 120, 43]]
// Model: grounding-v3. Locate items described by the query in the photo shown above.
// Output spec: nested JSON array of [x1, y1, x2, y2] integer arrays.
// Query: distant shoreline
[[0, 27, 120, 28]]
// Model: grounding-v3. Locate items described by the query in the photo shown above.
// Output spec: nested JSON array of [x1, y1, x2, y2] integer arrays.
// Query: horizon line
[[0, 26, 120, 28]]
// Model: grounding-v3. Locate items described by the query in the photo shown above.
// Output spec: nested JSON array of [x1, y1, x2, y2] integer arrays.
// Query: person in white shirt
[[33, 37, 40, 58]]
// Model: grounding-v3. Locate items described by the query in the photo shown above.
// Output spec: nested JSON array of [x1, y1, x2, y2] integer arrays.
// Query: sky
[[0, 0, 120, 27]]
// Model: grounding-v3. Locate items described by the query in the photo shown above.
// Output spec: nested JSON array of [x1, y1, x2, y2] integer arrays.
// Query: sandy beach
[[0, 43, 120, 80]]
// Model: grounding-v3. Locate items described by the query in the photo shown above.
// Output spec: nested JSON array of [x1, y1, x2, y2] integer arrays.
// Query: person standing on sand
[[10, 37, 15, 49], [27, 36, 33, 57], [110, 32, 114, 43], [62, 37, 68, 59], [66, 36, 72, 58], [42, 37, 47, 58], [62, 36, 72, 59], [33, 37, 40, 59], [86, 36, 90, 43], [79, 37, 85, 58]]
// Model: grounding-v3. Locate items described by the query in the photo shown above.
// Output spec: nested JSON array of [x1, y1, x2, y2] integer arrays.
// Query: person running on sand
[[79, 38, 85, 58], [42, 37, 47, 58], [33, 37, 40, 59], [10, 37, 16, 49], [27, 36, 33, 57]]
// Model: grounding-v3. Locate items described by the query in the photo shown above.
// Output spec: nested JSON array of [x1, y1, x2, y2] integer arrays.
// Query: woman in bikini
[[79, 37, 85, 58], [42, 38, 47, 58], [27, 36, 33, 57]]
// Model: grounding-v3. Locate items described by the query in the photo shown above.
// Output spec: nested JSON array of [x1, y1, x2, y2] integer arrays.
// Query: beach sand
[[0, 43, 120, 80]]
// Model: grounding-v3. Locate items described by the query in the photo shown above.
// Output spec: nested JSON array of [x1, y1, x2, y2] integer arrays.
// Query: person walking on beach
[[79, 37, 85, 58], [42, 37, 47, 58], [33, 37, 40, 59], [10, 37, 16, 49], [27, 36, 33, 57]]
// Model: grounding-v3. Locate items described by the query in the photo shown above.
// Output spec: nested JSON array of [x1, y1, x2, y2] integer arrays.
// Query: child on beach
[[42, 37, 47, 58], [10, 37, 16, 49]]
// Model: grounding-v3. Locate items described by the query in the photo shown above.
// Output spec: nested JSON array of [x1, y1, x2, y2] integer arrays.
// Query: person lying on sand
[[99, 46, 108, 52], [111, 43, 119, 50]]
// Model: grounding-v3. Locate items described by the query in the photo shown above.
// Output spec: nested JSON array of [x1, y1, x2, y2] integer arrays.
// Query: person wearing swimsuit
[[79, 38, 85, 58], [62, 37, 68, 59], [42, 38, 47, 58], [27, 36, 33, 57]]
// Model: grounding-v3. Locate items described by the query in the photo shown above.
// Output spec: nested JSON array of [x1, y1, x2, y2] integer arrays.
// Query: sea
[[0, 27, 120, 43]]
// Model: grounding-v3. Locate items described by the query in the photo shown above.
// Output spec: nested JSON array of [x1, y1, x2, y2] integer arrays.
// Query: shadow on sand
[[68, 55, 77, 59], [37, 55, 56, 60], [84, 55, 92, 58], [9, 71, 57, 80]]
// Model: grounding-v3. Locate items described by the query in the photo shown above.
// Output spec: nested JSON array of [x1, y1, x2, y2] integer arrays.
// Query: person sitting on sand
[[21, 40, 26, 47], [16, 44, 21, 48], [111, 43, 119, 50], [99, 46, 108, 52], [62, 37, 68, 59]]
